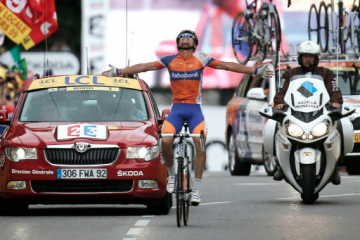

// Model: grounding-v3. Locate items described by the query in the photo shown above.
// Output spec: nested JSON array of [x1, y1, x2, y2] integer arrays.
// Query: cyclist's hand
[[331, 102, 341, 108], [102, 64, 120, 77], [255, 64, 273, 79]]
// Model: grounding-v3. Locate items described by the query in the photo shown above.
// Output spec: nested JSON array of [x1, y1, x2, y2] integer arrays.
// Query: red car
[[0, 74, 171, 215]]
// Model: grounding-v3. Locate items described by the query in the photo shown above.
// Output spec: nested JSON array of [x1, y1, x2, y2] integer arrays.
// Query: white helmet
[[297, 40, 320, 67]]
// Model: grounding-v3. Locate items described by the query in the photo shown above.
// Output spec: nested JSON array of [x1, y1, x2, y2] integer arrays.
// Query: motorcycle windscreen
[[284, 76, 330, 113]]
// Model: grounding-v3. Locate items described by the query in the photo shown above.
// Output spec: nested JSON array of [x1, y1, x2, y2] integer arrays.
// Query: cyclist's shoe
[[166, 175, 176, 193], [331, 170, 341, 185], [273, 169, 284, 181], [190, 190, 201, 206]]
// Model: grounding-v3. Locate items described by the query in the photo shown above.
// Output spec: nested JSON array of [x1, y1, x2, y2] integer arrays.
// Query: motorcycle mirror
[[328, 105, 355, 121], [259, 107, 286, 122]]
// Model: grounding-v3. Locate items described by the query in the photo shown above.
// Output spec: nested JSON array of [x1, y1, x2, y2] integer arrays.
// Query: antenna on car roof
[[336, 16, 339, 85], [42, 0, 51, 78], [125, 0, 128, 66], [86, 47, 90, 74]]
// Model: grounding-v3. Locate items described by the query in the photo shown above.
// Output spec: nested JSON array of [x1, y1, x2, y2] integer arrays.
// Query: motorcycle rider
[[272, 40, 343, 185]]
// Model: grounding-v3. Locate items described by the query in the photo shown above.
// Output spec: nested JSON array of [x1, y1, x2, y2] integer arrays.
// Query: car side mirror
[[259, 107, 286, 122], [158, 109, 171, 125], [0, 110, 8, 124], [246, 88, 267, 100]]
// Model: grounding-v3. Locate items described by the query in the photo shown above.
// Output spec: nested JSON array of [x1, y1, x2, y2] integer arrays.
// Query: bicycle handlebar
[[159, 131, 206, 152]]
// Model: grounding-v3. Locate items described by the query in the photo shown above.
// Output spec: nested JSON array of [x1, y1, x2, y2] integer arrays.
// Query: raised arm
[[215, 60, 273, 79], [102, 62, 158, 76]]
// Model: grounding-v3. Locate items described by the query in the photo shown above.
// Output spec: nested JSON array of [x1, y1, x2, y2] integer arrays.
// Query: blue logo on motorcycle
[[297, 81, 317, 98]]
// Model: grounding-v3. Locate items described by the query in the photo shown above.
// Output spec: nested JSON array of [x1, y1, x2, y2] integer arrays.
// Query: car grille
[[31, 180, 133, 193], [351, 118, 360, 130], [352, 143, 360, 153], [44, 148, 120, 165]]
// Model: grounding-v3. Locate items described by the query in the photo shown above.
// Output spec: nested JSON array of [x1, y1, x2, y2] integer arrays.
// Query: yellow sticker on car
[[66, 86, 120, 91], [28, 75, 141, 90], [355, 133, 360, 143], [302, 152, 313, 157]]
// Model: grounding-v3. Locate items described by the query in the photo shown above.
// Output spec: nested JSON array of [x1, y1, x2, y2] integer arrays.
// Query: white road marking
[[135, 220, 150, 227], [123, 238, 137, 240], [234, 183, 279, 186], [126, 228, 143, 235], [277, 193, 360, 200]]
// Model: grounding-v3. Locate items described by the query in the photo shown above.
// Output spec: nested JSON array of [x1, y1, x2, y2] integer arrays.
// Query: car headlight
[[5, 147, 38, 162], [287, 123, 304, 137], [311, 122, 329, 137], [126, 146, 159, 161]]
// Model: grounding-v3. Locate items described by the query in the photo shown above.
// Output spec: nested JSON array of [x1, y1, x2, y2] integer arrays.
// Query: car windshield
[[19, 87, 149, 122]]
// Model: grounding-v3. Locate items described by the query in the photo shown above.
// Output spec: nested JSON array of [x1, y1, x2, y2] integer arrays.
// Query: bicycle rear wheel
[[176, 157, 184, 227], [232, 12, 254, 64], [318, 1, 328, 52], [308, 4, 319, 43], [273, 5, 282, 51], [350, 8, 360, 57], [267, 12, 279, 67]]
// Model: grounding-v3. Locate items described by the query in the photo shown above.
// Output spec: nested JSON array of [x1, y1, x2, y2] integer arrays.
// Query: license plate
[[302, 152, 313, 157], [355, 133, 360, 143], [57, 168, 107, 179]]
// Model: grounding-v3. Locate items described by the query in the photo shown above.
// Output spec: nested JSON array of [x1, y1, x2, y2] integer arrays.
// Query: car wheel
[[262, 146, 277, 176], [345, 156, 360, 175], [228, 131, 251, 176], [147, 192, 172, 215]]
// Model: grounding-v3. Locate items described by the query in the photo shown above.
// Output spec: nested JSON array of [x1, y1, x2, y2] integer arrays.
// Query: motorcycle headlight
[[126, 146, 159, 161], [5, 147, 38, 162], [287, 123, 304, 137], [311, 122, 329, 137]]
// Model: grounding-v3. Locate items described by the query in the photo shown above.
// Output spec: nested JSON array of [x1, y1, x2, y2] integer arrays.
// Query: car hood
[[343, 95, 360, 111], [5, 122, 156, 148]]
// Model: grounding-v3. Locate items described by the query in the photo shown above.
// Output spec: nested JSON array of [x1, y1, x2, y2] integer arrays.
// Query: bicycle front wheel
[[183, 164, 190, 226], [176, 157, 184, 227], [318, 1, 328, 52], [308, 4, 319, 43], [232, 12, 254, 64]]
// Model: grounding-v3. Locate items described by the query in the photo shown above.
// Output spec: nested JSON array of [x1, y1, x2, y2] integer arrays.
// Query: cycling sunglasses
[[178, 33, 195, 39]]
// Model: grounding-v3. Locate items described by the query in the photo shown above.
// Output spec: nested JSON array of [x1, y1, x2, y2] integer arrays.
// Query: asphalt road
[[1, 170, 360, 240]]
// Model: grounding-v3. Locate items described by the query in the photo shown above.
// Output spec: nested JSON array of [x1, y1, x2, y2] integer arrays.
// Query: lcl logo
[[40, 79, 56, 86]]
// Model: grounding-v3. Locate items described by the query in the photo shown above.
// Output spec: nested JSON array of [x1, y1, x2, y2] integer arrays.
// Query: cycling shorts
[[162, 103, 207, 137]]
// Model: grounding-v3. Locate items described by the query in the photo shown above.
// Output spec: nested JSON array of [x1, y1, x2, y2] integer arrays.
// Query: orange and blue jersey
[[154, 53, 220, 104], [155, 53, 219, 136]]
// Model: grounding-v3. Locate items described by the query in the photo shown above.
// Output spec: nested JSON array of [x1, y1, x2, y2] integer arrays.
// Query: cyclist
[[272, 40, 343, 185], [102, 29, 273, 206]]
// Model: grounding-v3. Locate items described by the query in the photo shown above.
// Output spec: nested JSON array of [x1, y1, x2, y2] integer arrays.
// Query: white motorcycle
[[259, 75, 355, 204]]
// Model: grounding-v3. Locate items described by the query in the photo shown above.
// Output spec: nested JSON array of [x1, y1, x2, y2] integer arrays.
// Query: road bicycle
[[349, 0, 360, 57], [231, 0, 281, 67], [309, 0, 349, 54], [159, 122, 205, 227]]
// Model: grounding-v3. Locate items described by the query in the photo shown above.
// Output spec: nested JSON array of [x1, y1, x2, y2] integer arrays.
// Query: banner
[[21, 0, 58, 50], [0, 0, 57, 49], [81, 0, 110, 74], [0, 2, 31, 44]]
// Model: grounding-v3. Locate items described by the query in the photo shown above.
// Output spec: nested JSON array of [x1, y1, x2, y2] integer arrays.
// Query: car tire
[[262, 146, 277, 176], [345, 156, 360, 175], [228, 131, 251, 176], [147, 192, 172, 215]]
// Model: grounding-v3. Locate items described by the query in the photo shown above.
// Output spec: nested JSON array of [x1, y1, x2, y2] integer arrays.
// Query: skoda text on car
[[0, 74, 172, 215], [225, 60, 278, 176]]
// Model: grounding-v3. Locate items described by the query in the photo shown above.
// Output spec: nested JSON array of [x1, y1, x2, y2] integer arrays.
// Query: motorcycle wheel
[[301, 164, 316, 205]]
